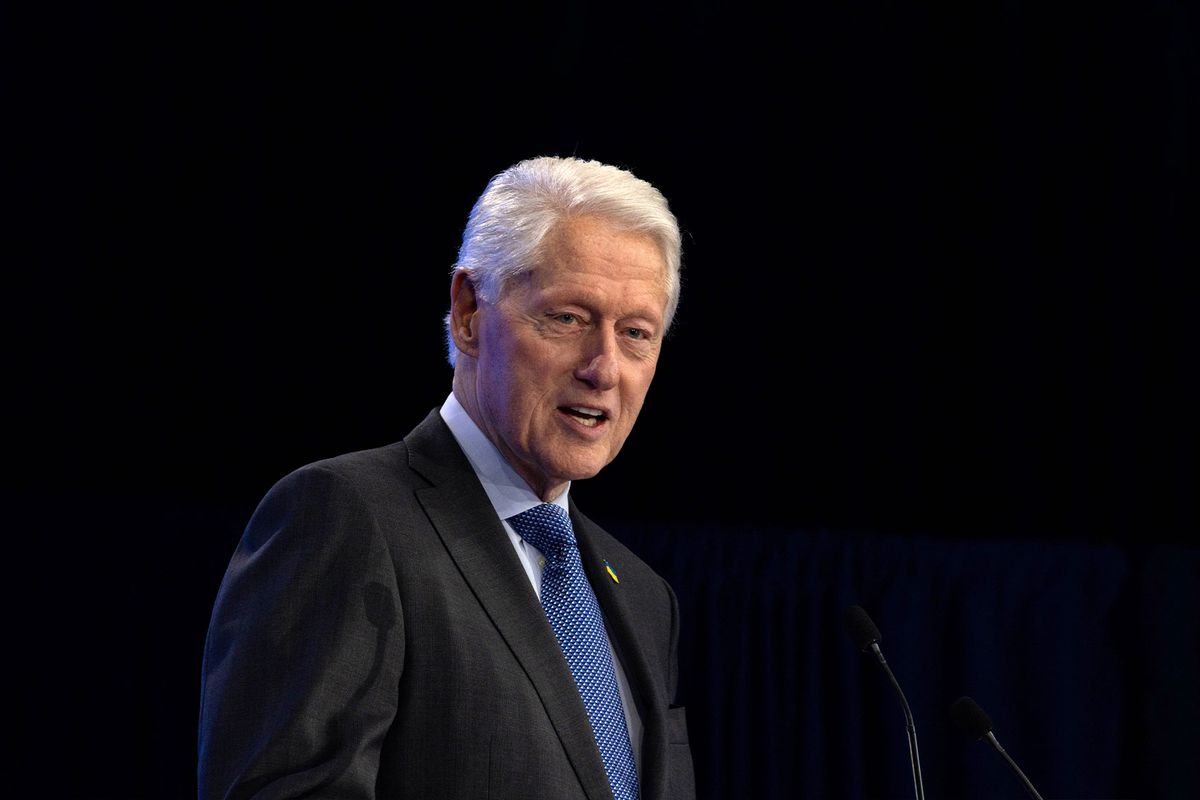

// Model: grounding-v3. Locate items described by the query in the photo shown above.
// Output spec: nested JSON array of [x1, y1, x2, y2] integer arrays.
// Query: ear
[[449, 270, 483, 359]]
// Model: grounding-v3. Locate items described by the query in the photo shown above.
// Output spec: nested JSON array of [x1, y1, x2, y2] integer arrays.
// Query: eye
[[555, 313, 580, 325], [624, 327, 649, 340]]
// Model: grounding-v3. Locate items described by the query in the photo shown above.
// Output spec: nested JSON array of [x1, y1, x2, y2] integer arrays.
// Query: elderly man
[[198, 156, 695, 800]]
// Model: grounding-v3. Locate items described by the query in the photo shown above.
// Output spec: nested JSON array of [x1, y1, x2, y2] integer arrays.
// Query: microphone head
[[843, 604, 882, 652], [950, 695, 994, 740]]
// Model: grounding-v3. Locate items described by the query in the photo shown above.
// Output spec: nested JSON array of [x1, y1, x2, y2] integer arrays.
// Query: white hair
[[443, 156, 683, 366]]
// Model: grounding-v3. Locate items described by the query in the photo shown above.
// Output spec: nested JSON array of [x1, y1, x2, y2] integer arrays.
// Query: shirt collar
[[439, 392, 571, 521]]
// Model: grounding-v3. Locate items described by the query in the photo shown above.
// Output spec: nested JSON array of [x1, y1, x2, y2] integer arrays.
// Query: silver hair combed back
[[443, 156, 683, 366]]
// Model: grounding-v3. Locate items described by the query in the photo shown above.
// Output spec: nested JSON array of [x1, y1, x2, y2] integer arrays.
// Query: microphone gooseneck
[[950, 696, 1045, 800], [842, 605, 926, 800]]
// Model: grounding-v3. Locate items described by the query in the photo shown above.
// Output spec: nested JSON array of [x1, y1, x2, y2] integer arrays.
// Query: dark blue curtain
[[615, 523, 1198, 800]]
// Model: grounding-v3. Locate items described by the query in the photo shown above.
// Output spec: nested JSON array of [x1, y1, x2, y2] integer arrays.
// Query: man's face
[[465, 215, 668, 500]]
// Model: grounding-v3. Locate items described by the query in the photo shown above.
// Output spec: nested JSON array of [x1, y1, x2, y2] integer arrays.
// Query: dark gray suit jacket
[[198, 409, 695, 799]]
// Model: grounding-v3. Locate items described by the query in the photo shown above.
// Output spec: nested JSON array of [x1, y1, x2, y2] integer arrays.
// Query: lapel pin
[[604, 559, 620, 583]]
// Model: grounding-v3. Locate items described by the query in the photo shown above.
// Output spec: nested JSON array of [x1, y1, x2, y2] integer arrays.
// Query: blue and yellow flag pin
[[604, 559, 620, 583]]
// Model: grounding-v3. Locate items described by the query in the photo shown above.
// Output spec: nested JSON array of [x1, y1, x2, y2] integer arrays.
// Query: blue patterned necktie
[[508, 503, 640, 800]]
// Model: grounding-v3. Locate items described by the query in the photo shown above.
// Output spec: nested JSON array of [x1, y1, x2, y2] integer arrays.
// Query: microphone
[[950, 696, 1045, 800], [843, 605, 926, 800]]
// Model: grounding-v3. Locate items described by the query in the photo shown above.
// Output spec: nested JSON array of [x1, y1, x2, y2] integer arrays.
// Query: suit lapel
[[405, 412, 614, 800]]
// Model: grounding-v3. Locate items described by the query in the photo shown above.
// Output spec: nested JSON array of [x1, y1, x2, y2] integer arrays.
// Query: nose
[[574, 328, 620, 390]]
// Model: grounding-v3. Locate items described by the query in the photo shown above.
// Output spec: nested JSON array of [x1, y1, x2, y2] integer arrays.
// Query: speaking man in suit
[[198, 155, 696, 799]]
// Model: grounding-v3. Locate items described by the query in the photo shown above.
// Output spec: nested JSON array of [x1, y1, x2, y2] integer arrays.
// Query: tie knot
[[508, 503, 576, 562]]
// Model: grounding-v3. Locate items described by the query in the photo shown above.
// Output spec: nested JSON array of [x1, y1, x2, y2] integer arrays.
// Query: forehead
[[532, 216, 668, 295]]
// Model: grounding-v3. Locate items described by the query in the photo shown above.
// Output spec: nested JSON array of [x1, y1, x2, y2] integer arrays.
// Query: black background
[[8, 2, 1195, 797]]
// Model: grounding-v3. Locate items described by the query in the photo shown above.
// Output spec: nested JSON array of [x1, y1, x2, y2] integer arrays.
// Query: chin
[[552, 457, 609, 483]]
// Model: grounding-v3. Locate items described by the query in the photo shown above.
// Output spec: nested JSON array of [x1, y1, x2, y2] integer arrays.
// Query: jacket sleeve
[[197, 464, 404, 799]]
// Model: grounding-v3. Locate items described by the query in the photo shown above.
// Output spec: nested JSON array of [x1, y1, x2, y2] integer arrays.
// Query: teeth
[[567, 406, 604, 427]]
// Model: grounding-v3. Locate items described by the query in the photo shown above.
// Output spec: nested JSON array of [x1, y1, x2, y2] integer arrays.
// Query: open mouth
[[561, 406, 607, 428]]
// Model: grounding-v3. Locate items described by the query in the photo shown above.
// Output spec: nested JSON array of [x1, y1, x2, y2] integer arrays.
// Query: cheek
[[616, 380, 652, 429], [624, 363, 657, 405]]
